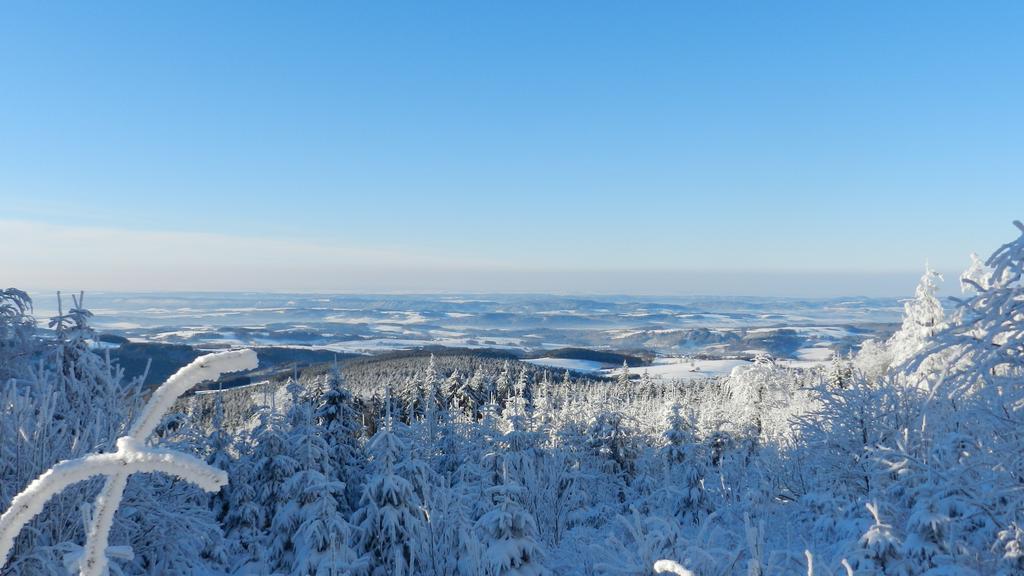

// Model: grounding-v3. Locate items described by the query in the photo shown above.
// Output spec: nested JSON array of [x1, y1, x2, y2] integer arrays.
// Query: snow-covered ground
[[606, 357, 751, 380], [796, 346, 834, 362]]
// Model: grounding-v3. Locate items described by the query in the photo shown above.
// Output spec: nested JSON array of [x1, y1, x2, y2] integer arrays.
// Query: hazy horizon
[[3, 216, 993, 297], [17, 268, 962, 301]]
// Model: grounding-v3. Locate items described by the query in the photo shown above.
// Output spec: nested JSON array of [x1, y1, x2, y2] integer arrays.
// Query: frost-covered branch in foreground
[[653, 559, 695, 575], [0, 349, 258, 576]]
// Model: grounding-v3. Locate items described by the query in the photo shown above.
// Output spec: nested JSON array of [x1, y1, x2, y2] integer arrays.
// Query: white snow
[[747, 325, 850, 338], [796, 346, 834, 362], [654, 559, 696, 575], [605, 357, 751, 380]]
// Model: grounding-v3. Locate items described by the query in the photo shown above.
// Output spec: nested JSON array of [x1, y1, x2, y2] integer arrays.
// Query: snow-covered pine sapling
[[475, 473, 548, 576], [849, 502, 903, 574], [0, 349, 258, 576], [888, 264, 945, 367]]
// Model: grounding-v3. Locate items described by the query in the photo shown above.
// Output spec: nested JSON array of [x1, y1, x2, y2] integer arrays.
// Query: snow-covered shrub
[[0, 348, 257, 576]]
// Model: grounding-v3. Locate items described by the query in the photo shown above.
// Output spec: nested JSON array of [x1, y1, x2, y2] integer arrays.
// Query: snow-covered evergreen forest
[[2, 222, 1024, 575]]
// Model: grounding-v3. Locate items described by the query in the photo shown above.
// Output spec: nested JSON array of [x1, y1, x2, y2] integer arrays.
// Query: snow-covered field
[[30, 293, 903, 360], [796, 346, 834, 362], [530, 351, 835, 380], [606, 357, 752, 380]]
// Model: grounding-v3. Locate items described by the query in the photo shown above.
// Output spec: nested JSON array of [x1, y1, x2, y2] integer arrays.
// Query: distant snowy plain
[[29, 292, 908, 374]]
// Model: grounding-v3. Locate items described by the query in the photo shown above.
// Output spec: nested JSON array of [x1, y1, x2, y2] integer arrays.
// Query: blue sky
[[2, 2, 1022, 295]]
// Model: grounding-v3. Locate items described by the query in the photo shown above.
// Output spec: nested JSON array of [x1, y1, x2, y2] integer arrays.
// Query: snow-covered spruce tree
[[513, 366, 530, 402], [453, 392, 502, 523], [442, 369, 461, 405], [353, 396, 428, 575], [204, 392, 235, 525], [248, 407, 300, 568], [499, 378, 573, 551], [846, 503, 905, 576], [852, 266, 943, 379], [530, 374, 556, 444], [582, 410, 637, 516], [495, 360, 512, 408], [908, 220, 1024, 403], [637, 368, 657, 401], [400, 373, 424, 422], [659, 402, 708, 524], [221, 431, 265, 570], [444, 405, 491, 557], [853, 338, 894, 384], [448, 368, 482, 418], [277, 375, 363, 576], [0, 288, 34, 382], [434, 393, 465, 478], [422, 354, 444, 423], [314, 367, 366, 511], [617, 359, 632, 389], [499, 374, 540, 478], [285, 462, 362, 575], [960, 252, 992, 293], [266, 391, 319, 572], [475, 474, 549, 576], [464, 365, 489, 416], [888, 265, 946, 368], [407, 363, 445, 524], [828, 353, 853, 390]]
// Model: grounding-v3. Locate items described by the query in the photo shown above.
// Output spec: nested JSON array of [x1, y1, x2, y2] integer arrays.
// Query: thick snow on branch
[[81, 350, 256, 576], [0, 438, 228, 567], [654, 559, 696, 575]]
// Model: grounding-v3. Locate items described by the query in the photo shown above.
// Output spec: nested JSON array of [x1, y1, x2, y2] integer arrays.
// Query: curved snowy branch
[[80, 349, 257, 576], [129, 348, 258, 440], [0, 437, 228, 568], [654, 559, 696, 575]]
